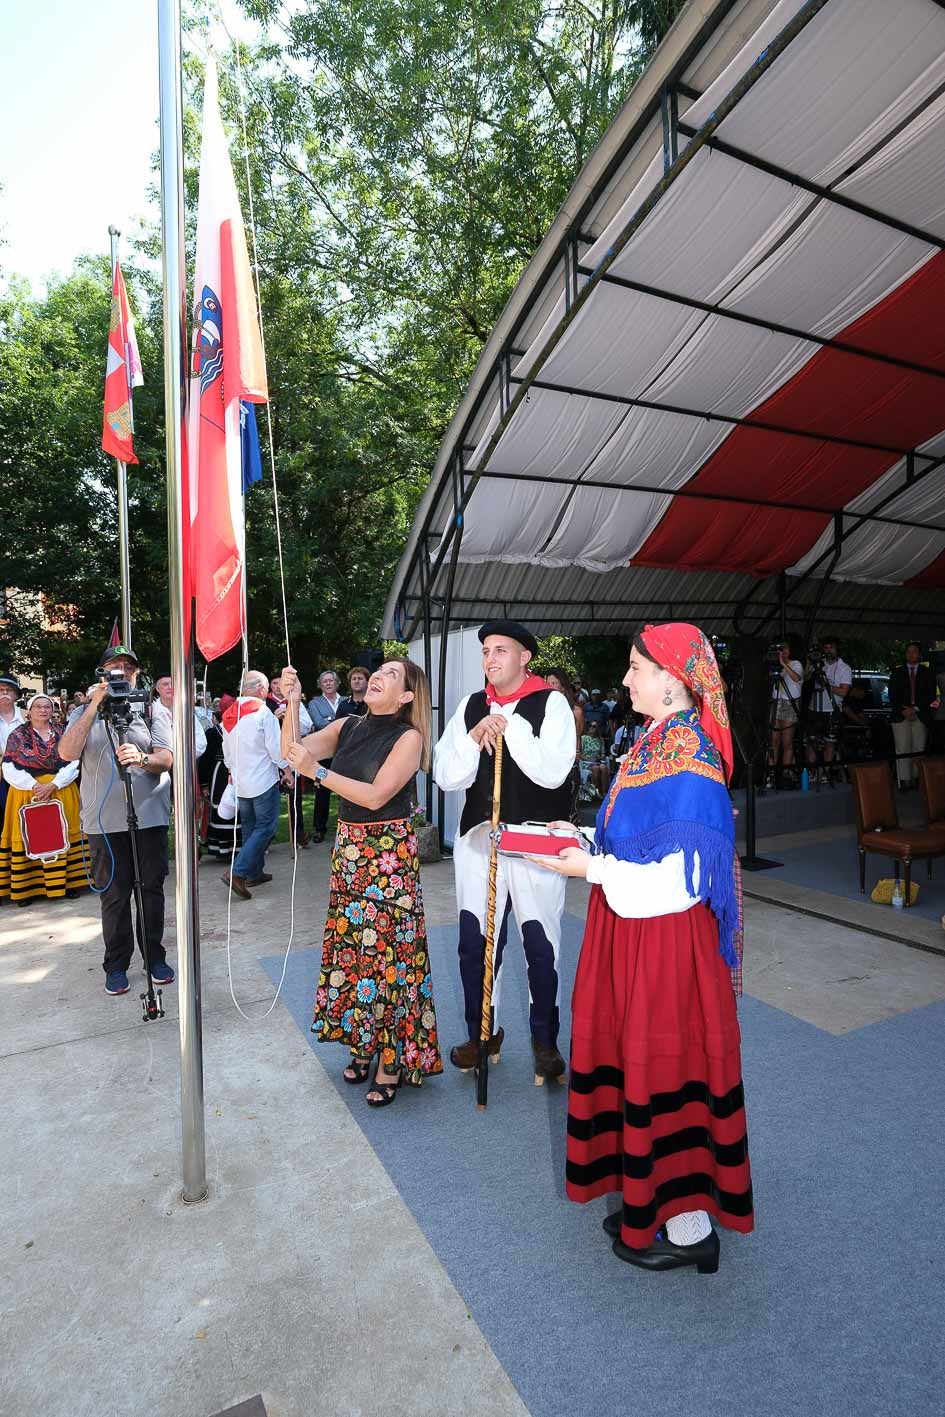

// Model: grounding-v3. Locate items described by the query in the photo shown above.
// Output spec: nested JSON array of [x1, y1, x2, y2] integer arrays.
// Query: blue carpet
[[263, 913, 944, 1417], [765, 832, 945, 922]]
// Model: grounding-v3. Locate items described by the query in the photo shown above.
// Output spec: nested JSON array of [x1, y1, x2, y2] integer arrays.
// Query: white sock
[[665, 1210, 712, 1246]]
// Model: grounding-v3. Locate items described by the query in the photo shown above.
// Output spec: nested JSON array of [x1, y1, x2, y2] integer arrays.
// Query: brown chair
[[848, 762, 945, 905], [917, 757, 945, 830]]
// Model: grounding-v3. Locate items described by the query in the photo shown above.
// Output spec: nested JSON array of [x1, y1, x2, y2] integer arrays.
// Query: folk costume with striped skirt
[[566, 625, 753, 1251], [1, 723, 87, 903]]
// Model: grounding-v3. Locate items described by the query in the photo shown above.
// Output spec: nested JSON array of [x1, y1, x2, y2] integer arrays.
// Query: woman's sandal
[[342, 1056, 372, 1085], [366, 1070, 402, 1108]]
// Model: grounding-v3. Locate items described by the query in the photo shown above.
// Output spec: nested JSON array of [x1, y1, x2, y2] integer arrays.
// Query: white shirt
[[222, 698, 286, 798], [0, 708, 26, 758], [585, 847, 702, 918], [2, 724, 79, 791], [433, 688, 576, 831], [152, 703, 208, 760], [773, 660, 803, 702], [812, 656, 853, 713]]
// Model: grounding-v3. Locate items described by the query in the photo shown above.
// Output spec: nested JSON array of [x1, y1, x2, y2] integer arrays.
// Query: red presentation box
[[19, 800, 70, 860], [493, 822, 581, 858]]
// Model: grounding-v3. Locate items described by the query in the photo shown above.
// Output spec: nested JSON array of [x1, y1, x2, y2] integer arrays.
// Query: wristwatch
[[314, 765, 329, 782], [140, 753, 150, 769]]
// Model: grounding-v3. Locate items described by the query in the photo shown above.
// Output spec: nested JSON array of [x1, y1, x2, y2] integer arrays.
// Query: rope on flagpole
[[196, 9, 299, 1023]]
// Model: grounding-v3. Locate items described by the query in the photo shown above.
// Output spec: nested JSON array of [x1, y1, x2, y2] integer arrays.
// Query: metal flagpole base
[[739, 853, 782, 871]]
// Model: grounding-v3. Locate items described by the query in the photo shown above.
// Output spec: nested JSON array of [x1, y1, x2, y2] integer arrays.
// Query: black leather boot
[[612, 1227, 720, 1274]]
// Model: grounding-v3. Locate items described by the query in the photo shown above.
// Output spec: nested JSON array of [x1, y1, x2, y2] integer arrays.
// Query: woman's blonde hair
[[391, 659, 431, 771]]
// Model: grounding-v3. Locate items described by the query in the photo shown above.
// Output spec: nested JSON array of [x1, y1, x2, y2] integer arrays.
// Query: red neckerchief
[[485, 672, 549, 707], [222, 697, 264, 732]]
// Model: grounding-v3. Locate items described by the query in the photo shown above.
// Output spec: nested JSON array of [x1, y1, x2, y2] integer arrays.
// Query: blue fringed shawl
[[595, 708, 739, 966]]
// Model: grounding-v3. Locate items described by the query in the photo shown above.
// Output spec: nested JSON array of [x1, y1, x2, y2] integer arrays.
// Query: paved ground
[[2, 828, 944, 1416]]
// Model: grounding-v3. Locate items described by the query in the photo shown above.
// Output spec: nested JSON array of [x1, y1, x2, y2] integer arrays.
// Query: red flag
[[102, 260, 143, 463], [107, 617, 121, 650], [188, 58, 268, 662]]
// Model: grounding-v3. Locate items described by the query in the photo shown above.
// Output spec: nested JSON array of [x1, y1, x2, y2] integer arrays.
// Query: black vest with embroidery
[[460, 689, 572, 836]]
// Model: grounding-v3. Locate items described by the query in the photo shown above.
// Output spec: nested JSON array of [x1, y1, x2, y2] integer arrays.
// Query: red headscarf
[[638, 623, 734, 783]]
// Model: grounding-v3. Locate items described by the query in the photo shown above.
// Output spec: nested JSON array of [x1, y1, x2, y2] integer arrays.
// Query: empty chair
[[917, 757, 945, 830], [847, 762, 945, 906]]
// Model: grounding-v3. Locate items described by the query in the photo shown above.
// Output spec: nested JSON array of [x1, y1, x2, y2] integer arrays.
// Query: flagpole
[[158, 0, 207, 1205], [108, 226, 134, 649]]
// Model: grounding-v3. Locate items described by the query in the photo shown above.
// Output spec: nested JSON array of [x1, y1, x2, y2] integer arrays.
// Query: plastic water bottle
[[800, 767, 809, 792], [892, 881, 904, 911]]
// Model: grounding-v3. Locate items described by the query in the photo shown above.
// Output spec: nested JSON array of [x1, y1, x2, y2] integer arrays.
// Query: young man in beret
[[434, 620, 577, 1082]]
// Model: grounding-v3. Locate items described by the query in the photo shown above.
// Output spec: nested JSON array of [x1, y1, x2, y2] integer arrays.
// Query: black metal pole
[[108, 719, 164, 1020]]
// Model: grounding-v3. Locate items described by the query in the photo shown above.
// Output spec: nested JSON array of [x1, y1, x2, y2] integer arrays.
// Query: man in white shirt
[[806, 636, 852, 778], [221, 670, 287, 899], [433, 620, 576, 1082], [152, 675, 208, 761]]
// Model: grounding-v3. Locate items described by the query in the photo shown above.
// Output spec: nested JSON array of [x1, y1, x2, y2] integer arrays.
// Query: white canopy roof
[[383, 0, 945, 645]]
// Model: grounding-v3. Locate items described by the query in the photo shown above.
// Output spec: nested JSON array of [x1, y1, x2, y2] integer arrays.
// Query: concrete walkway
[[3, 835, 944, 1416]]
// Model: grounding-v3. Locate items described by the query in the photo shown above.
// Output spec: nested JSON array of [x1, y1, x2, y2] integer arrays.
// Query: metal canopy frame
[[385, 0, 945, 820]]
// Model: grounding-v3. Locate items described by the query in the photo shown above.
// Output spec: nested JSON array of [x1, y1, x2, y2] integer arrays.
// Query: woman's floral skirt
[[312, 818, 443, 1086]]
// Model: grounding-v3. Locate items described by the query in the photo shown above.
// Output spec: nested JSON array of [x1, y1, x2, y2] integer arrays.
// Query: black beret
[[478, 620, 539, 657]]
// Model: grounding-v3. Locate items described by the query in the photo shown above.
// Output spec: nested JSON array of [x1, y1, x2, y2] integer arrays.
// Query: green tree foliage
[[1, 1, 684, 687], [0, 262, 168, 685]]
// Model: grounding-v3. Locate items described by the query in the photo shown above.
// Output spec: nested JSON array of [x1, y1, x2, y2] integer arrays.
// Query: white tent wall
[[408, 626, 485, 847], [383, 0, 945, 649]]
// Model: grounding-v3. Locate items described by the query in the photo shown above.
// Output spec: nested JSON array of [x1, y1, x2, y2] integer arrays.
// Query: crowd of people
[[765, 635, 944, 790], [13, 621, 943, 1274]]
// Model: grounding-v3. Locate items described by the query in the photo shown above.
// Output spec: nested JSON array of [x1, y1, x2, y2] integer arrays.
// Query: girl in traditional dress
[[0, 693, 87, 905], [281, 659, 442, 1108], [533, 624, 752, 1274]]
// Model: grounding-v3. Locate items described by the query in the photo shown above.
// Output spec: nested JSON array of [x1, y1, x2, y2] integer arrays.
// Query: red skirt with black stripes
[[566, 885, 754, 1249]]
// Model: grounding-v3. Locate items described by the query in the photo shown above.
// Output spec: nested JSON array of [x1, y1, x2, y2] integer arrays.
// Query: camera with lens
[[807, 642, 825, 669], [96, 667, 151, 725]]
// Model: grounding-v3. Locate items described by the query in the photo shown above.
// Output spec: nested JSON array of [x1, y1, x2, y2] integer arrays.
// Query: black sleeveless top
[[331, 712, 417, 824]]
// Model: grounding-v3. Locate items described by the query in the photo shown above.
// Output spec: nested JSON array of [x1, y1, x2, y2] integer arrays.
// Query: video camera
[[807, 642, 825, 669], [765, 641, 787, 672], [95, 667, 152, 725]]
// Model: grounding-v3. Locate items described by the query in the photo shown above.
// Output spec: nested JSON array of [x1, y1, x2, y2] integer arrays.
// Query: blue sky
[[0, 0, 160, 287], [0, 1, 257, 291]]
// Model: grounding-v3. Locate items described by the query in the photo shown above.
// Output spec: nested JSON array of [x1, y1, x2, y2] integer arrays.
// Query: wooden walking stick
[[477, 733, 504, 1110]]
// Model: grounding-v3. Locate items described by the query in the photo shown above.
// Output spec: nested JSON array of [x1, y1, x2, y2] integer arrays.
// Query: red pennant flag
[[188, 58, 268, 662], [102, 261, 143, 464]]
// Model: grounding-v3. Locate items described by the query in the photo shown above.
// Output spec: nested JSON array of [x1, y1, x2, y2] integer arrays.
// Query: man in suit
[[889, 642, 937, 788]]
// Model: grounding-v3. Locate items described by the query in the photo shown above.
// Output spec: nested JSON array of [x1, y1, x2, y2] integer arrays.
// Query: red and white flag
[[188, 57, 268, 662], [102, 259, 143, 463]]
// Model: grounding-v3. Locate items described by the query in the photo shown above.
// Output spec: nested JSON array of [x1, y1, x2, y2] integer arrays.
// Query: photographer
[[58, 647, 175, 997], [805, 636, 852, 782], [767, 638, 803, 785]]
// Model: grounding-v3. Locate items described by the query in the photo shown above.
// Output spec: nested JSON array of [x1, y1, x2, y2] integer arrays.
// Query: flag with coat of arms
[[102, 259, 143, 463], [188, 56, 268, 662]]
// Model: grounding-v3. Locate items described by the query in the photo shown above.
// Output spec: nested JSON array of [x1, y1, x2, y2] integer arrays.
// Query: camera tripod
[[101, 713, 165, 1023], [763, 667, 801, 792], [799, 663, 847, 790]]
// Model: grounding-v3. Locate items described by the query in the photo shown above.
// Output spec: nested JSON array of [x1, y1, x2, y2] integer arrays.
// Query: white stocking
[[665, 1211, 712, 1246]]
